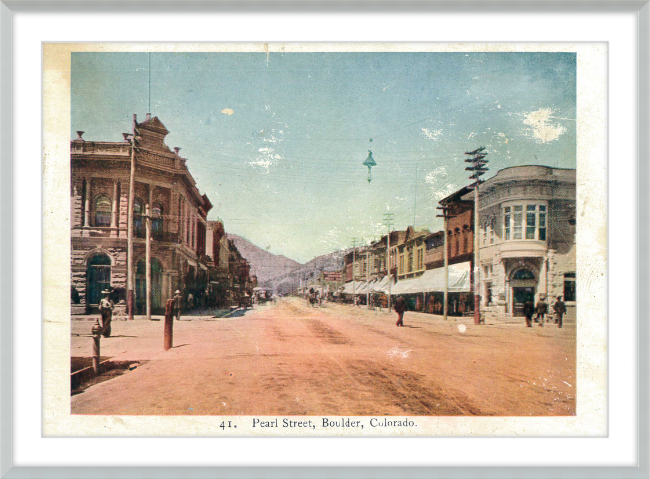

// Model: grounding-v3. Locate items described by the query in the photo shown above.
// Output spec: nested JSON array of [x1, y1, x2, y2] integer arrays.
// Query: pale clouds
[[522, 108, 567, 144], [221, 108, 234, 116], [421, 128, 443, 141], [425, 166, 457, 202], [249, 147, 282, 171]]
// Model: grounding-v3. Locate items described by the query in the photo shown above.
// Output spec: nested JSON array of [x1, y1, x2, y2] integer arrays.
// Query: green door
[[87, 254, 111, 311]]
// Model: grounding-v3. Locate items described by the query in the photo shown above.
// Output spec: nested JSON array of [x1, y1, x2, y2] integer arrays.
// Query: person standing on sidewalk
[[98, 290, 114, 338], [523, 299, 535, 327], [553, 296, 567, 328], [394, 295, 407, 327], [173, 290, 183, 321], [536, 295, 548, 327]]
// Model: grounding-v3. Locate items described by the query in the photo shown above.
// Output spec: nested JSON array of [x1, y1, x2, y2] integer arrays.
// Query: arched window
[[513, 268, 536, 280], [133, 198, 145, 238], [490, 217, 496, 244], [152, 203, 164, 241], [94, 195, 111, 227], [483, 221, 488, 245]]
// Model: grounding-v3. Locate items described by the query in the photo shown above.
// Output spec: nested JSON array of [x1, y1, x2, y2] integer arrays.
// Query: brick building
[[70, 114, 213, 315]]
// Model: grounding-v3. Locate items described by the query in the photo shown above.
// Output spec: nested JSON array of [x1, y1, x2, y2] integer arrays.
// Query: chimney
[[174, 147, 181, 155], [145, 113, 151, 121], [75, 131, 84, 140]]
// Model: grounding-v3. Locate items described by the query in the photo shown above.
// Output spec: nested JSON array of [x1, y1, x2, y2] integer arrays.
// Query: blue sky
[[72, 51, 576, 263]]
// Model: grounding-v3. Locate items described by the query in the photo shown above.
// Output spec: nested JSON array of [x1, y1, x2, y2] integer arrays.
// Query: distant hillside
[[227, 234, 302, 284], [262, 248, 348, 291]]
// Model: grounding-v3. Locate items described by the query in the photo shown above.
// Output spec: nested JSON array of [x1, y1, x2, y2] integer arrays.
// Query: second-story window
[[94, 195, 111, 227], [408, 251, 413, 272], [133, 199, 145, 238], [513, 205, 523, 239], [490, 217, 496, 244], [504, 204, 548, 241], [152, 203, 164, 241]]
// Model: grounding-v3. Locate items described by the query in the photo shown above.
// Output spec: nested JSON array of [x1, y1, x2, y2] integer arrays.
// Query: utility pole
[[465, 146, 489, 325], [383, 212, 394, 310], [437, 206, 457, 321], [366, 242, 370, 309], [126, 114, 139, 320], [413, 163, 418, 229], [145, 204, 152, 321], [351, 237, 359, 305]]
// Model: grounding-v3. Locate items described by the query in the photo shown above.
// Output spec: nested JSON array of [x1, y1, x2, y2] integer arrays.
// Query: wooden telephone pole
[[437, 206, 456, 321], [383, 212, 394, 310], [465, 146, 489, 325]]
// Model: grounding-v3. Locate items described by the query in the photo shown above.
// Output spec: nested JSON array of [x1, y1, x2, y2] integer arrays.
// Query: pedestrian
[[98, 290, 114, 338], [187, 292, 194, 310], [173, 290, 183, 321], [394, 295, 407, 327], [523, 299, 535, 327], [553, 295, 567, 328], [536, 295, 548, 327]]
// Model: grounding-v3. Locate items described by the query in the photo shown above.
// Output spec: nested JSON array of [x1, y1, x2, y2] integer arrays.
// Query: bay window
[[503, 203, 548, 241]]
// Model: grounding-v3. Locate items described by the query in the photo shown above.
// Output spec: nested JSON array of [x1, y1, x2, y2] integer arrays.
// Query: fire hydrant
[[91, 320, 102, 376]]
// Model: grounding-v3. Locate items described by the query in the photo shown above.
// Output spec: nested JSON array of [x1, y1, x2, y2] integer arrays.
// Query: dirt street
[[71, 298, 575, 416]]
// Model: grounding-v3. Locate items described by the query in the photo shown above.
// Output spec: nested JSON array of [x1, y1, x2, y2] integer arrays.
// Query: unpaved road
[[71, 298, 575, 416]]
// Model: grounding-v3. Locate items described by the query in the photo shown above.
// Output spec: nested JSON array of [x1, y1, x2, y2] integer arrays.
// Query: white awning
[[390, 263, 471, 295]]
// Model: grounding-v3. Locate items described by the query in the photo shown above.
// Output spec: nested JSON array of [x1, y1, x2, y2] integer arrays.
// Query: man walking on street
[[173, 290, 183, 321], [98, 290, 114, 338], [553, 295, 567, 328], [523, 299, 535, 327], [394, 295, 407, 327], [536, 295, 548, 327]]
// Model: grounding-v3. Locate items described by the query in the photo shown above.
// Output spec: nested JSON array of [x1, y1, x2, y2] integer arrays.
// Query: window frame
[[502, 202, 549, 242], [94, 194, 112, 227]]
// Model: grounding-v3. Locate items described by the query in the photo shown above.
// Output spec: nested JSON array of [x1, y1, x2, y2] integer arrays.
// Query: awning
[[342, 282, 356, 294], [390, 276, 420, 295], [392, 262, 471, 294], [371, 275, 394, 294]]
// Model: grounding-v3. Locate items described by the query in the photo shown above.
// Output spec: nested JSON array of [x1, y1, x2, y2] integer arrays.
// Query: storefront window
[[564, 272, 576, 301]]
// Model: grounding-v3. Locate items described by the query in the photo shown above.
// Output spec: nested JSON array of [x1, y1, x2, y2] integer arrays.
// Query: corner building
[[70, 115, 213, 315], [462, 165, 576, 320]]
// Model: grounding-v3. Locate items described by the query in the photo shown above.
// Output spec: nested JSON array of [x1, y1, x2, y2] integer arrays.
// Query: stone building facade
[[70, 115, 213, 315], [460, 165, 576, 319]]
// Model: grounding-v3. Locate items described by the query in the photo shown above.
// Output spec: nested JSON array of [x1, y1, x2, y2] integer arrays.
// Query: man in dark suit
[[523, 299, 535, 328], [394, 295, 407, 327]]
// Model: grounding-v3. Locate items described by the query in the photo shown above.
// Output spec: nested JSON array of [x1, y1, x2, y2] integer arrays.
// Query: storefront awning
[[391, 263, 471, 295]]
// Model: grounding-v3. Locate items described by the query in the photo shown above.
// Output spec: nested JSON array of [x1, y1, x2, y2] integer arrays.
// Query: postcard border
[[2, 1, 649, 478]]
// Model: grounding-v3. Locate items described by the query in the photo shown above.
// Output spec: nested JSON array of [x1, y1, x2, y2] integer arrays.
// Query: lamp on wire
[[363, 150, 376, 183]]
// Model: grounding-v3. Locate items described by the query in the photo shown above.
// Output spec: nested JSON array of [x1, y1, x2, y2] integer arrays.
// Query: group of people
[[523, 295, 567, 328], [390, 294, 567, 329]]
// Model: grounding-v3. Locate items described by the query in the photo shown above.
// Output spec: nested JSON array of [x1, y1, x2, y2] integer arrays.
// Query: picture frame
[[1, 1, 648, 477]]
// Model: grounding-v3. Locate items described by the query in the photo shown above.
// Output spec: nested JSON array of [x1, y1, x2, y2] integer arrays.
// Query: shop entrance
[[512, 287, 535, 316], [510, 268, 537, 316]]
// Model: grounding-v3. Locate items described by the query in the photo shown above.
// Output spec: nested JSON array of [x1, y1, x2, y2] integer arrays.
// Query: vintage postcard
[[42, 43, 607, 436]]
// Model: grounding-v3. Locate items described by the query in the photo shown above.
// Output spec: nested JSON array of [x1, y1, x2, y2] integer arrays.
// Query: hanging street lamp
[[363, 150, 377, 183]]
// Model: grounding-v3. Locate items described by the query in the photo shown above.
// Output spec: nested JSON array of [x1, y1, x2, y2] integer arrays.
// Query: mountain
[[261, 248, 348, 293], [227, 234, 302, 284]]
